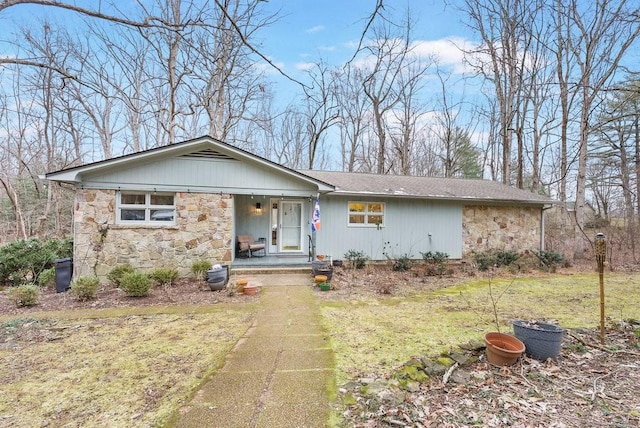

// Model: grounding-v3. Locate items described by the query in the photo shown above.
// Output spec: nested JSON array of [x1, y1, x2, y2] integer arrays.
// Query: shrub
[[421, 251, 449, 276], [0, 237, 72, 287], [494, 250, 519, 267], [107, 264, 135, 287], [191, 260, 212, 280], [392, 254, 412, 272], [149, 268, 179, 286], [473, 252, 494, 271], [344, 250, 368, 269], [71, 277, 100, 301], [534, 250, 564, 272], [119, 272, 152, 297], [8, 284, 39, 307], [37, 267, 56, 288]]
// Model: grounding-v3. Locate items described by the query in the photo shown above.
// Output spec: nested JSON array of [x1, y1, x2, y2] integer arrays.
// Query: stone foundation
[[73, 189, 233, 280], [462, 205, 541, 257]]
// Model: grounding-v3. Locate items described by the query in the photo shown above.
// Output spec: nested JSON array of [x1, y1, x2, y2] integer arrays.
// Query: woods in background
[[1, 0, 639, 261]]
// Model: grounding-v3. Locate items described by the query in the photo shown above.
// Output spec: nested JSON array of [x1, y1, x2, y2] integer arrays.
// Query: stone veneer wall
[[73, 189, 233, 279], [462, 205, 541, 257]]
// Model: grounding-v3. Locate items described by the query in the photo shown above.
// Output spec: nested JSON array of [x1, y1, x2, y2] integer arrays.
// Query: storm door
[[278, 200, 303, 252]]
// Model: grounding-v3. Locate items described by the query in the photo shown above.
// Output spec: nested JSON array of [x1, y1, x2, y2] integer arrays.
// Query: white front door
[[279, 200, 303, 252]]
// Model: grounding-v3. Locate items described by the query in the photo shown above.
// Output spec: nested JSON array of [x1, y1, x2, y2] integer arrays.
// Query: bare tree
[[301, 61, 340, 169], [335, 64, 370, 172], [563, 0, 640, 256], [387, 58, 431, 175], [463, 0, 539, 185], [360, 14, 416, 174]]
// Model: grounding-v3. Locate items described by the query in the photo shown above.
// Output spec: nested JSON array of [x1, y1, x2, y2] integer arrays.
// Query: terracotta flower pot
[[236, 278, 249, 292], [314, 275, 328, 284], [243, 285, 259, 296], [484, 332, 526, 366]]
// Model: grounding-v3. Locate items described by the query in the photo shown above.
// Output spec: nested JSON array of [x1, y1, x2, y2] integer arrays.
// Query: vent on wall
[[181, 149, 237, 160]]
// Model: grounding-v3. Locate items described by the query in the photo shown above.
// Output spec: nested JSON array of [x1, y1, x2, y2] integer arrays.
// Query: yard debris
[[338, 320, 640, 427]]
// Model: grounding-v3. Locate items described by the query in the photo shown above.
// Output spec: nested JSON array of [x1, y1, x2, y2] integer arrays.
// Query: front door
[[273, 200, 303, 253]]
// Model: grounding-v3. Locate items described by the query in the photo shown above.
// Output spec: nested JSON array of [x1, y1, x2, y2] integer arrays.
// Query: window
[[348, 201, 384, 227], [117, 192, 176, 224]]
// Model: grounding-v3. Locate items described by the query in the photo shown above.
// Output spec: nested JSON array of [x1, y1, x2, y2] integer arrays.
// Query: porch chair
[[236, 234, 266, 258]]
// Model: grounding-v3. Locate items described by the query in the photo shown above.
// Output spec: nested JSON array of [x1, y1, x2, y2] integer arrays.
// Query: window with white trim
[[117, 192, 176, 225], [348, 201, 384, 227]]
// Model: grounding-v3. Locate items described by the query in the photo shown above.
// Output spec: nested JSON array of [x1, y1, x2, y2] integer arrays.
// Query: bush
[[119, 272, 152, 297], [191, 260, 212, 280], [534, 250, 564, 272], [392, 254, 412, 272], [473, 250, 520, 271], [494, 250, 519, 267], [421, 251, 449, 276], [0, 237, 72, 287], [344, 250, 368, 269], [71, 277, 100, 301], [149, 268, 179, 286], [107, 264, 135, 287], [37, 267, 56, 288], [473, 252, 494, 271], [8, 284, 39, 307]]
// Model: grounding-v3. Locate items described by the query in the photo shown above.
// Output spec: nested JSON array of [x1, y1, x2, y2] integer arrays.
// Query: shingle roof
[[298, 170, 555, 205]]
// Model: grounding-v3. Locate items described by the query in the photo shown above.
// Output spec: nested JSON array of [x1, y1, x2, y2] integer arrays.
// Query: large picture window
[[348, 201, 384, 227], [117, 192, 176, 225]]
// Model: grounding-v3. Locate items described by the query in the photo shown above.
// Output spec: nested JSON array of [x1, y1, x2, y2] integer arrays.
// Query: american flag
[[311, 198, 321, 232]]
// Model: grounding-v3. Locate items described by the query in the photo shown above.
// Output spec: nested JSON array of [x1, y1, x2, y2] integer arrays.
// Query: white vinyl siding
[[117, 192, 176, 225]]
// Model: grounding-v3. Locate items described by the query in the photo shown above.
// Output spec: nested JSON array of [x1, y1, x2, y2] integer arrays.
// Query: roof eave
[[328, 190, 555, 205], [45, 136, 335, 191]]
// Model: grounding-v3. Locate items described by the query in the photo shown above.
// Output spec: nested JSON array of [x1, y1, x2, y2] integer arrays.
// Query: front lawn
[[0, 305, 255, 427], [320, 271, 640, 427]]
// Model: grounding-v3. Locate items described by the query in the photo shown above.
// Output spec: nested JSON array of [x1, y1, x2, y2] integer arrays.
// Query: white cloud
[[253, 58, 287, 75], [347, 37, 478, 75], [305, 25, 325, 34], [318, 45, 336, 52], [295, 62, 315, 71]]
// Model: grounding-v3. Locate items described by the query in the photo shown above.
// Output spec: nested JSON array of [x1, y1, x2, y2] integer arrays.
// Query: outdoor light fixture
[[256, 202, 262, 214]]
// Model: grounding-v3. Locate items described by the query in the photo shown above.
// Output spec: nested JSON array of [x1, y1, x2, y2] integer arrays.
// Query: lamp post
[[595, 233, 606, 344]]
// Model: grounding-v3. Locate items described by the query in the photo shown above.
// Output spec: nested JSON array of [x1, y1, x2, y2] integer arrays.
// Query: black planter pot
[[513, 320, 565, 361], [207, 264, 229, 291], [312, 261, 331, 275]]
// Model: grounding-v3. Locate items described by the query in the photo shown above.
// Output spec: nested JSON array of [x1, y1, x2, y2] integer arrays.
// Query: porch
[[230, 254, 313, 274], [234, 194, 316, 263]]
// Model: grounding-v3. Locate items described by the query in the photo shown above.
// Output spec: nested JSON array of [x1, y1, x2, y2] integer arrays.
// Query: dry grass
[[0, 306, 256, 427], [320, 272, 640, 384]]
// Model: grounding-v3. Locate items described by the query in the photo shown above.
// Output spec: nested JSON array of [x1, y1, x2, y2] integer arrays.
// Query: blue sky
[[256, 1, 471, 90], [0, 1, 473, 95]]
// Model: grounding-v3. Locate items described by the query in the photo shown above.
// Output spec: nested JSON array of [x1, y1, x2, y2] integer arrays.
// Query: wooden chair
[[237, 234, 265, 257]]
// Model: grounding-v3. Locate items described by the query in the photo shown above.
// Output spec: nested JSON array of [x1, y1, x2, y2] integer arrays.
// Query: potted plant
[[484, 280, 525, 366], [512, 320, 565, 361]]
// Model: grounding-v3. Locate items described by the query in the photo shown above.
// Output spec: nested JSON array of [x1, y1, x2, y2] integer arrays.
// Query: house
[[45, 136, 555, 279]]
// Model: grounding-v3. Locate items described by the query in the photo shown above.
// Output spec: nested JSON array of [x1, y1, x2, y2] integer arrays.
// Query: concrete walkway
[[173, 274, 335, 428]]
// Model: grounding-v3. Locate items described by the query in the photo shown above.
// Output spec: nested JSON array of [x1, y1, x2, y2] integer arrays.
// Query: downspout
[[540, 205, 553, 251]]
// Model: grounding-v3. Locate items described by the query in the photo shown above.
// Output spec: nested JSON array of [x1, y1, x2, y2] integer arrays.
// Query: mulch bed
[[0, 278, 254, 316]]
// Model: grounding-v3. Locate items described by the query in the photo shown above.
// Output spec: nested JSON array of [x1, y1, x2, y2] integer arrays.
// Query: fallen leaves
[[339, 321, 640, 427]]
